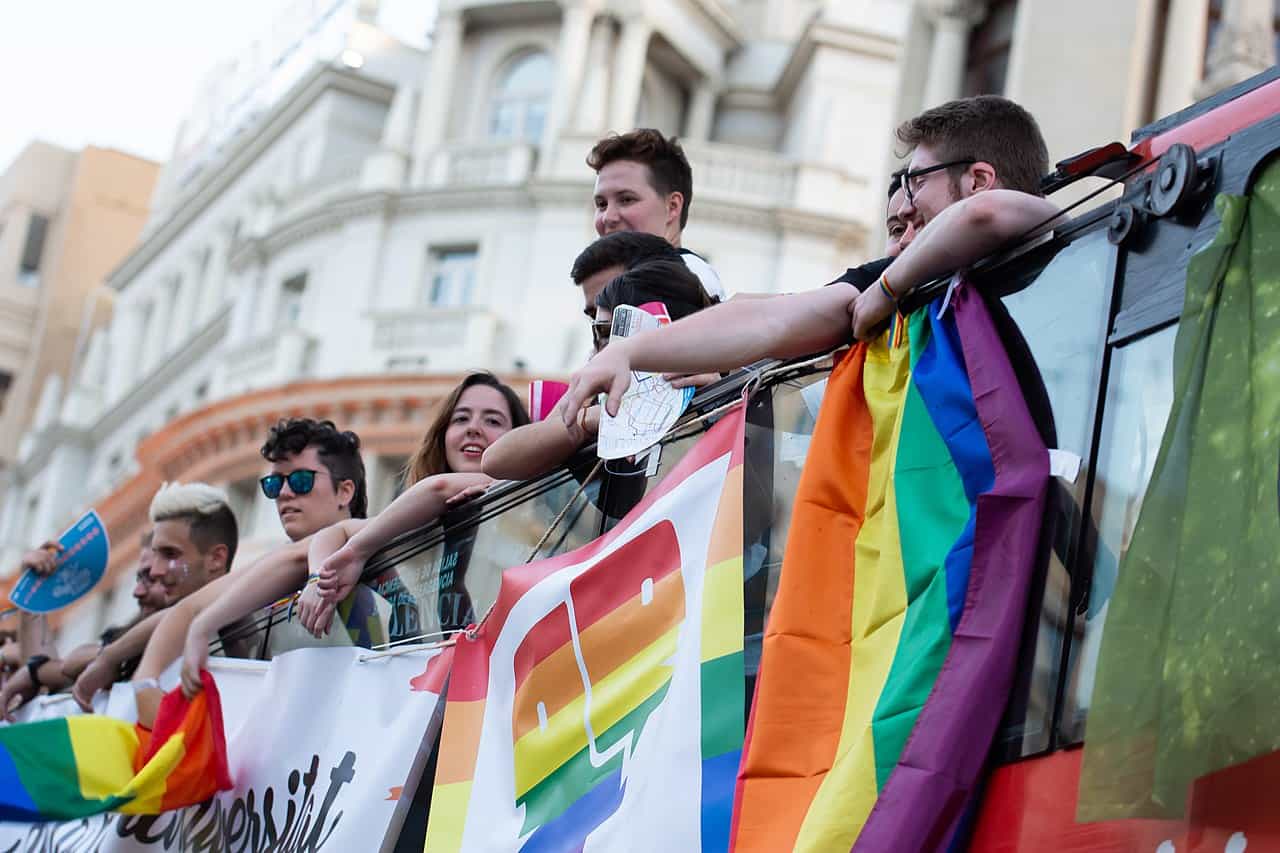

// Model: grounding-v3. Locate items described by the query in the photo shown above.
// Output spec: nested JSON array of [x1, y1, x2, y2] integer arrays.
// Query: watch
[[25, 654, 51, 688]]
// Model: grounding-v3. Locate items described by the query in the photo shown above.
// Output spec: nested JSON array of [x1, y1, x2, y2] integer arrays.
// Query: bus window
[[1059, 324, 1177, 742], [992, 229, 1118, 759]]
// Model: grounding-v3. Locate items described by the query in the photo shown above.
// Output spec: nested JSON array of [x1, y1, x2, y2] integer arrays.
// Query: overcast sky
[[0, 0, 432, 170]]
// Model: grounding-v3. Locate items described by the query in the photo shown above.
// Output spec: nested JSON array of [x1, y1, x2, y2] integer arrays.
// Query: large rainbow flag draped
[[731, 282, 1050, 851], [425, 407, 746, 852], [0, 672, 231, 821]]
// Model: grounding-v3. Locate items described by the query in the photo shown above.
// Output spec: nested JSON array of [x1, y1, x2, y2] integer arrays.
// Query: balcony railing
[[682, 140, 799, 208], [426, 142, 537, 187], [219, 327, 317, 396], [368, 306, 499, 370]]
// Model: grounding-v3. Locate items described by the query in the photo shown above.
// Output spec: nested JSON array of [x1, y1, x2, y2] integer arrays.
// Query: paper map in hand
[[597, 303, 694, 460]]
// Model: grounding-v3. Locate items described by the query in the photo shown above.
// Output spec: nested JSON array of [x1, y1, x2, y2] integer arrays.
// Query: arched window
[[488, 51, 554, 142]]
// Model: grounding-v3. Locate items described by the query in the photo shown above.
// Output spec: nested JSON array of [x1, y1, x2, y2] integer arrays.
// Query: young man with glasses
[[558, 95, 1063, 418]]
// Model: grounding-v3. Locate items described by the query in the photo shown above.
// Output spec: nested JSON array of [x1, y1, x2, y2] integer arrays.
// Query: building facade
[[1, 0, 1275, 646], [0, 144, 159, 469]]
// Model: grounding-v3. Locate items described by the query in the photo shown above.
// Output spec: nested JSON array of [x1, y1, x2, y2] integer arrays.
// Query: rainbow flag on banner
[[0, 672, 231, 821], [425, 407, 746, 852], [732, 282, 1050, 851]]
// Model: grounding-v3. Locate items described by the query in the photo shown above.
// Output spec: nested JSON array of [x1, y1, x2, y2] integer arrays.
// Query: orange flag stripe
[[732, 348, 873, 852], [436, 699, 487, 786], [511, 570, 686, 742]]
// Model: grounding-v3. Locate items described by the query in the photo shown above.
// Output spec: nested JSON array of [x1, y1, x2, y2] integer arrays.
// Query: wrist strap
[[26, 655, 50, 688], [877, 273, 898, 303]]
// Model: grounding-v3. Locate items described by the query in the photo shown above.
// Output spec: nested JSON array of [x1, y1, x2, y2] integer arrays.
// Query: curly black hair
[[260, 418, 368, 518]]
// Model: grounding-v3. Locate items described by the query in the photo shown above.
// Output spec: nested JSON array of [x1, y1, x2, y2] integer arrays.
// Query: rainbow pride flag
[[731, 282, 1050, 851], [0, 672, 231, 821], [425, 407, 746, 852]]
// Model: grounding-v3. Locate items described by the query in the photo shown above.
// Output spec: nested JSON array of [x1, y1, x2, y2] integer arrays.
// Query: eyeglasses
[[894, 159, 977, 204], [259, 469, 318, 499], [591, 320, 612, 351]]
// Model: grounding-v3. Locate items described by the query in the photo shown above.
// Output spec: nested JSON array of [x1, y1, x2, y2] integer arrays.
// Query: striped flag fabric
[[0, 671, 231, 821], [425, 407, 746, 852], [732, 282, 1050, 851]]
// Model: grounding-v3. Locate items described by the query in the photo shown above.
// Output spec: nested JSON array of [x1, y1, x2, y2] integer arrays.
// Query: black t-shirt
[[827, 256, 893, 291]]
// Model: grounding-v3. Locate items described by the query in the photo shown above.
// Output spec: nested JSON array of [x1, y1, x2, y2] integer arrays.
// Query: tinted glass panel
[[368, 473, 606, 641], [1059, 324, 1177, 742], [992, 230, 1117, 757]]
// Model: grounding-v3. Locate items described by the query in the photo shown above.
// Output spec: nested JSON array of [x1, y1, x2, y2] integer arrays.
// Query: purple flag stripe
[[854, 283, 1050, 851]]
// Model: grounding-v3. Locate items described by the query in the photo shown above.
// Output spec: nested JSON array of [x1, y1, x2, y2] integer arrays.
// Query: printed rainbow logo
[[425, 409, 747, 853], [512, 521, 684, 849]]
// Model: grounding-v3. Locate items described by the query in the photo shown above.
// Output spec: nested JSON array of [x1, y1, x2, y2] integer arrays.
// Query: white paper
[[597, 305, 694, 460], [1048, 448, 1083, 483]]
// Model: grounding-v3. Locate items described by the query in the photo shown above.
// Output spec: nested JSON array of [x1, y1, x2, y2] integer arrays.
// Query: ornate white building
[[1, 0, 1274, 645]]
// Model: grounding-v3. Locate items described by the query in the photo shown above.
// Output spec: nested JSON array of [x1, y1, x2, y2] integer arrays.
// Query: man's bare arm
[[889, 189, 1060, 288], [135, 538, 311, 684], [853, 190, 1062, 338], [561, 285, 856, 419]]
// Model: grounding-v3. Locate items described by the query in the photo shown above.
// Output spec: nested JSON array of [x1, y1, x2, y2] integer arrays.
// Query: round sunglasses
[[259, 469, 318, 500]]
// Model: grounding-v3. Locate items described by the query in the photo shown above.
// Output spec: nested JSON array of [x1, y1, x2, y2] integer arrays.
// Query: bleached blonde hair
[[148, 482, 239, 566], [149, 482, 231, 523]]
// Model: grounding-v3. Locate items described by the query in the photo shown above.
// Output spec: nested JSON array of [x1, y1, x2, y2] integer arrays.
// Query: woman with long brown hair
[[298, 372, 529, 635]]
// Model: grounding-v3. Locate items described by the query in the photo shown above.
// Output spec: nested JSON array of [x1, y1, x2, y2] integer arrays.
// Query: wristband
[[877, 274, 898, 304], [25, 654, 50, 688], [133, 678, 160, 692], [305, 575, 321, 587]]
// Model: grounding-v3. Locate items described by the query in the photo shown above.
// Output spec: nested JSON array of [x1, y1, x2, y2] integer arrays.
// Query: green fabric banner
[[1079, 157, 1280, 821]]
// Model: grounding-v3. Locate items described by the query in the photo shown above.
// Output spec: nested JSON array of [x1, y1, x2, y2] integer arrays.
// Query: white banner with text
[[0, 645, 446, 853]]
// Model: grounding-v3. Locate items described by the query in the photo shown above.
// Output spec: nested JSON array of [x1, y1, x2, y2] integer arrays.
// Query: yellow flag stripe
[[512, 624, 678, 797], [795, 336, 911, 851], [65, 717, 140, 802], [423, 781, 472, 853], [702, 555, 744, 662]]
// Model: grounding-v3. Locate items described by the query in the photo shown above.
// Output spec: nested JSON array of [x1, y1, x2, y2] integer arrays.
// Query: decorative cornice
[[776, 19, 900, 102], [917, 0, 987, 27], [106, 67, 396, 291], [776, 209, 867, 242], [94, 307, 232, 437]]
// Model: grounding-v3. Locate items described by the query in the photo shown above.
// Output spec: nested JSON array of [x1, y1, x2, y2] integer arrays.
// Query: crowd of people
[[0, 94, 1063, 727]]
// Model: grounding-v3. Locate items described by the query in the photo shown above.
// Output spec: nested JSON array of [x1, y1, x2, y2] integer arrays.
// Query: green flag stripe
[[517, 680, 670, 835], [869, 314, 966, 791], [700, 652, 745, 759]]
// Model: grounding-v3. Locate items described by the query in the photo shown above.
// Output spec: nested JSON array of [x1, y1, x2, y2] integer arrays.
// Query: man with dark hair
[[559, 96, 1062, 416], [570, 231, 682, 318], [588, 128, 725, 300], [259, 418, 368, 534], [895, 95, 1049, 204]]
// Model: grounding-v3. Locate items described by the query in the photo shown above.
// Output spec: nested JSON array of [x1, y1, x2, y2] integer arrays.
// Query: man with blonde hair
[[68, 483, 238, 712], [1, 484, 238, 719], [145, 482, 238, 603]]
